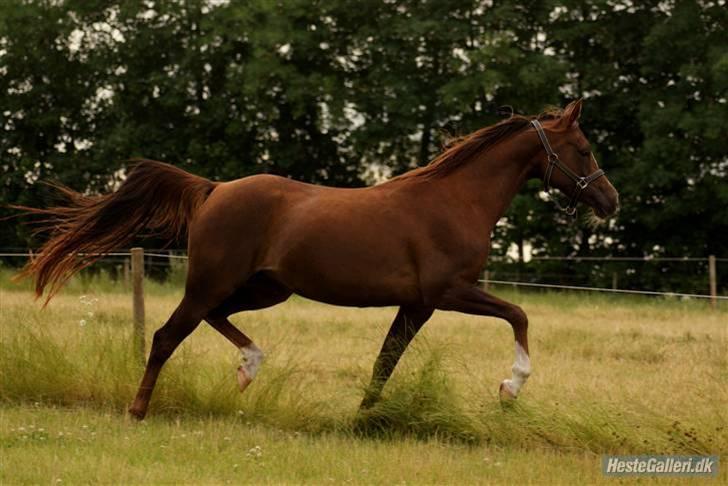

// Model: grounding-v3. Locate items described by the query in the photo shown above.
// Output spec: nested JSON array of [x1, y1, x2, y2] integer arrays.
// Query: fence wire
[[479, 279, 727, 300], [1, 250, 725, 300]]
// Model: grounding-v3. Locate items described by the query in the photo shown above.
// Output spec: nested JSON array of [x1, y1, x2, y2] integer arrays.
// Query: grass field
[[0, 268, 725, 484]]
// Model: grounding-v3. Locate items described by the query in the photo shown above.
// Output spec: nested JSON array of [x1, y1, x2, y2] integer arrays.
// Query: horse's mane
[[392, 108, 564, 181]]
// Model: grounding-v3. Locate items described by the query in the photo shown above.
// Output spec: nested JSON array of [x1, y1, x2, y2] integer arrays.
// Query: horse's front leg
[[436, 285, 531, 399], [360, 305, 434, 410]]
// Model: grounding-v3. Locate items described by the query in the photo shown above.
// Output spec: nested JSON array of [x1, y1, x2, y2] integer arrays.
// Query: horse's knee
[[507, 305, 528, 330]]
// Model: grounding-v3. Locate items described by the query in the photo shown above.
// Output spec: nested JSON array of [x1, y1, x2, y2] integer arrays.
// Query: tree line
[[1, 0, 726, 292]]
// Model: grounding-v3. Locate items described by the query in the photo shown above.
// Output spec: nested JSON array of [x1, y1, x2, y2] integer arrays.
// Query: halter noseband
[[530, 119, 605, 216]]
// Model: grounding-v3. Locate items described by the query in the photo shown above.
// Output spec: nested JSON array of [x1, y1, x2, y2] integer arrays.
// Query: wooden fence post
[[708, 255, 717, 309], [612, 272, 618, 290], [131, 247, 146, 363], [482, 270, 489, 291]]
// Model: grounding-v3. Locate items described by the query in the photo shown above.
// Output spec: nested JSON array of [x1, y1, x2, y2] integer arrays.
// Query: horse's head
[[532, 100, 620, 219]]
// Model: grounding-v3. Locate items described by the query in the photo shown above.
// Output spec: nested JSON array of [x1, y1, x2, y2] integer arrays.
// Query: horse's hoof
[[498, 380, 517, 401], [127, 406, 146, 421], [358, 396, 378, 411], [237, 365, 253, 393]]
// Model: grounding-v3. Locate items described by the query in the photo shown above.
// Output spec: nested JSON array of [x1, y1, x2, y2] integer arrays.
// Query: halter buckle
[[565, 206, 577, 216], [577, 178, 589, 190]]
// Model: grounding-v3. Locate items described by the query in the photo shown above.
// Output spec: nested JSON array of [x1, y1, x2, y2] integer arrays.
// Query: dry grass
[[0, 272, 725, 484]]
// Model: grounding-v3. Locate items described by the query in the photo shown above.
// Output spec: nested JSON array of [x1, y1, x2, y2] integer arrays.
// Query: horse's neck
[[435, 131, 539, 230]]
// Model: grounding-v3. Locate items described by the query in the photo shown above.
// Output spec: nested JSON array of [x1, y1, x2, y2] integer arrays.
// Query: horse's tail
[[14, 159, 217, 302]]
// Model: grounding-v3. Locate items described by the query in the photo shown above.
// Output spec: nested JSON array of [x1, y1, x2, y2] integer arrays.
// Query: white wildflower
[[247, 445, 262, 458]]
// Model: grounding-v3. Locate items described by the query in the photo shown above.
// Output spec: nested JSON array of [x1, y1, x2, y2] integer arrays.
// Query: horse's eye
[[578, 149, 590, 157]]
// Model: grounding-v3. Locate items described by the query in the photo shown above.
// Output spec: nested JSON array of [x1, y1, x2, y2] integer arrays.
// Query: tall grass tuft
[[353, 345, 482, 443], [348, 341, 723, 454], [0, 319, 328, 430]]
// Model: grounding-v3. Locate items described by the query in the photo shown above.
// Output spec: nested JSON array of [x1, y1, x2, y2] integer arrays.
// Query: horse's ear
[[563, 99, 583, 126]]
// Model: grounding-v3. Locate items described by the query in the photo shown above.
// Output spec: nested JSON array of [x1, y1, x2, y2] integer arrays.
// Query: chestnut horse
[[19, 100, 618, 419]]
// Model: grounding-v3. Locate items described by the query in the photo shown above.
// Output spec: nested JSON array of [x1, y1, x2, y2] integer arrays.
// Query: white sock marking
[[502, 342, 531, 396], [240, 343, 264, 379]]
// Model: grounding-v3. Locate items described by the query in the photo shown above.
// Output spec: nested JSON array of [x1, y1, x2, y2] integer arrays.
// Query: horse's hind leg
[[205, 273, 292, 392], [206, 318, 263, 392], [128, 296, 206, 420]]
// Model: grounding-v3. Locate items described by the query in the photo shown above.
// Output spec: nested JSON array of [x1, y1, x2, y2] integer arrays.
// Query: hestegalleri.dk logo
[[602, 455, 719, 476]]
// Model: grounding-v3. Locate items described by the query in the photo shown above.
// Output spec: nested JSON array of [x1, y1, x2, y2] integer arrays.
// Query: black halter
[[530, 119, 605, 216]]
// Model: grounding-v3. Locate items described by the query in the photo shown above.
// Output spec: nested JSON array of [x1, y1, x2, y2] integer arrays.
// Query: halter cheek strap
[[530, 119, 605, 216]]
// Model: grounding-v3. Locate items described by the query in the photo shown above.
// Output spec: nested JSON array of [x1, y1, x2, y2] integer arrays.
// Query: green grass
[[0, 269, 725, 484]]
